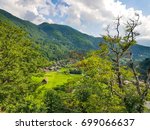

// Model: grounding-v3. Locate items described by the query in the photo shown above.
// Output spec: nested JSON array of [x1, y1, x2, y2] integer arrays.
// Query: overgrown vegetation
[[40, 15, 150, 113], [0, 21, 48, 112], [0, 10, 150, 113]]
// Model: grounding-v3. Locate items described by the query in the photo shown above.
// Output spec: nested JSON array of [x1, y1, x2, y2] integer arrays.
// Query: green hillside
[[0, 9, 102, 60], [0, 9, 47, 40], [131, 44, 150, 60], [0, 9, 68, 60], [39, 22, 101, 50], [0, 8, 150, 61], [138, 58, 150, 79]]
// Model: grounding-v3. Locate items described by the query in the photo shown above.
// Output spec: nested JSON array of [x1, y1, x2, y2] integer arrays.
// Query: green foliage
[[97, 16, 150, 113], [0, 21, 48, 112], [0, 9, 102, 60], [44, 89, 65, 112], [0, 9, 150, 113], [68, 68, 82, 74], [74, 81, 125, 113], [76, 55, 114, 82], [41, 54, 148, 113], [42, 87, 80, 112], [41, 55, 125, 113], [73, 55, 126, 112]]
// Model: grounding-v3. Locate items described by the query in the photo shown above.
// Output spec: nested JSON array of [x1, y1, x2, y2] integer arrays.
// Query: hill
[[131, 44, 150, 60], [39, 22, 101, 50], [0, 8, 150, 60], [0, 9, 102, 60], [0, 9, 47, 40]]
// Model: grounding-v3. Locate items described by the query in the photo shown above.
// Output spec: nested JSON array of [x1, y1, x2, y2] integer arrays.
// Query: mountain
[[39, 22, 101, 50], [131, 44, 150, 60], [0, 9, 47, 41], [0, 9, 102, 60], [0, 8, 150, 61]]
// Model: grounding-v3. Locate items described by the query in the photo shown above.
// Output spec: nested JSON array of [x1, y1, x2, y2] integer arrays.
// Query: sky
[[120, 0, 150, 16], [0, 0, 150, 46]]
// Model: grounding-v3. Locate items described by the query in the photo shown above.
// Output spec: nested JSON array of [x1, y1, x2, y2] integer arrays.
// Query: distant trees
[[139, 58, 150, 79]]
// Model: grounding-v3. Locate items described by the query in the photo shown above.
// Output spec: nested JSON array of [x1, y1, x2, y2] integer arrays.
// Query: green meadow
[[32, 68, 81, 90]]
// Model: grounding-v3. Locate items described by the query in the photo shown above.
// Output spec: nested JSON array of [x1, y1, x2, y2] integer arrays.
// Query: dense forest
[[0, 9, 150, 113]]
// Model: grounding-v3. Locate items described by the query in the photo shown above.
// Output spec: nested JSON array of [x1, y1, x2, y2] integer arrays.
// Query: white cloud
[[63, 0, 150, 45], [0, 0, 54, 24]]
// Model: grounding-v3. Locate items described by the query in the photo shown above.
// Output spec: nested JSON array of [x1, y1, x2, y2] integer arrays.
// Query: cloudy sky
[[0, 0, 150, 46]]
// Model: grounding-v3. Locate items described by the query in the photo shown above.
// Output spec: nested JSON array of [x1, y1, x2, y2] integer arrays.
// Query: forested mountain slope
[[0, 9, 150, 60], [0, 9, 102, 60]]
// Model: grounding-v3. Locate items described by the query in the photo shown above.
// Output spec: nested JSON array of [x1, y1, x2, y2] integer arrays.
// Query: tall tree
[[100, 14, 150, 112]]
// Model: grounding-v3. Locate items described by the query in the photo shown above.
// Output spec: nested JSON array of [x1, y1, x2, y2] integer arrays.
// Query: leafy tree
[[0, 21, 48, 112], [43, 88, 80, 113]]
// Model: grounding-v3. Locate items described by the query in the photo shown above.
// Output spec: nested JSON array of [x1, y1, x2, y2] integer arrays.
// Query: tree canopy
[[0, 21, 48, 112]]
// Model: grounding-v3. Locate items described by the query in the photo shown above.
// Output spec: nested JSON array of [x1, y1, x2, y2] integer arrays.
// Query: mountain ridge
[[38, 22, 101, 50], [0, 8, 150, 60]]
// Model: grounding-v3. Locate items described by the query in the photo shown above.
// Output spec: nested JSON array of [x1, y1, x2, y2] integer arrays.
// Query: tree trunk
[[116, 54, 123, 88]]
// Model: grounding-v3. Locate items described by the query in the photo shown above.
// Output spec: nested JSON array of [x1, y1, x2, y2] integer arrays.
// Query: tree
[[99, 14, 150, 112], [0, 21, 47, 112], [74, 54, 126, 112]]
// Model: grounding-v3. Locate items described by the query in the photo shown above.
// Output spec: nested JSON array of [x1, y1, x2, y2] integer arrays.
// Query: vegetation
[[0, 9, 102, 60], [0, 21, 48, 112], [41, 15, 150, 113], [33, 69, 81, 90], [0, 9, 150, 60], [96, 15, 150, 112], [0, 9, 150, 113], [139, 58, 150, 79]]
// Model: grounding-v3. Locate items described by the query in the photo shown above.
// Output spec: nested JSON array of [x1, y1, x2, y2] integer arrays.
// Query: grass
[[31, 68, 81, 102], [32, 68, 81, 91], [42, 71, 80, 89]]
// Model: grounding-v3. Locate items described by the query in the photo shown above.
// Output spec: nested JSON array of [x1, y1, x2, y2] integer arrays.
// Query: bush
[[69, 68, 82, 74]]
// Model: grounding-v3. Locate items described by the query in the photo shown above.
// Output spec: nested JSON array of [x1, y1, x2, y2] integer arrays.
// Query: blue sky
[[51, 0, 60, 4], [120, 0, 150, 15], [0, 0, 150, 46], [52, 0, 150, 16]]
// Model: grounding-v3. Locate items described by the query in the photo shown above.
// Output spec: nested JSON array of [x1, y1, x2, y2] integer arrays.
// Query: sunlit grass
[[32, 68, 81, 91]]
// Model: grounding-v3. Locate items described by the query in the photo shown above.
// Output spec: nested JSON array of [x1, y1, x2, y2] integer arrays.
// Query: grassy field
[[31, 68, 81, 105], [32, 68, 81, 91]]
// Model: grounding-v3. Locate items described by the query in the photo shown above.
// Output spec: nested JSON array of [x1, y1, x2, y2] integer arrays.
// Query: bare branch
[[106, 25, 111, 38], [115, 16, 122, 38]]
